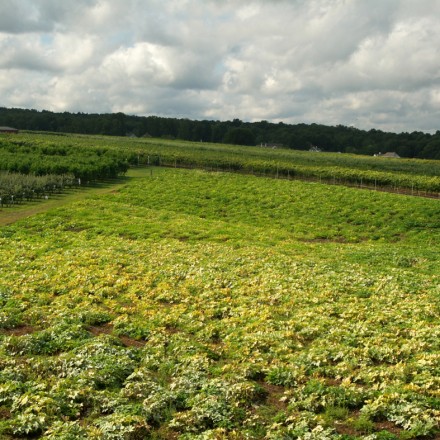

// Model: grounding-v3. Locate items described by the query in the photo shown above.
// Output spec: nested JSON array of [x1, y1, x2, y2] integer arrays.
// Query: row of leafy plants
[[0, 136, 130, 205], [3, 132, 440, 195], [0, 172, 78, 206], [0, 137, 129, 180], [140, 151, 440, 193]]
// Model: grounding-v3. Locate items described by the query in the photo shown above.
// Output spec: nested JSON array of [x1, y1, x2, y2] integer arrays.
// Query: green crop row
[[0, 137, 129, 180], [2, 132, 440, 195], [0, 172, 77, 205]]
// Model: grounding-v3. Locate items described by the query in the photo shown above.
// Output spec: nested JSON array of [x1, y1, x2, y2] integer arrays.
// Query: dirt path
[[0, 168, 147, 227]]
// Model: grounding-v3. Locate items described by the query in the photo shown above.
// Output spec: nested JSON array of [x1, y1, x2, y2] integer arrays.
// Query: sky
[[1, 0, 440, 133]]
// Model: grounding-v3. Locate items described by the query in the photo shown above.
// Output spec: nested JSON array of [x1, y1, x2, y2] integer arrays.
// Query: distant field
[[1, 132, 440, 197], [0, 165, 439, 438]]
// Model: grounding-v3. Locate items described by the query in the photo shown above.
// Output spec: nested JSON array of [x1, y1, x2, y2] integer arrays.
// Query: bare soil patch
[[258, 382, 288, 410], [1, 325, 36, 336], [87, 324, 147, 348]]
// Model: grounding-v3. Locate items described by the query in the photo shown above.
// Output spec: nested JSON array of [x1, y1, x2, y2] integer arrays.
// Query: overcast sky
[[1, 0, 440, 133]]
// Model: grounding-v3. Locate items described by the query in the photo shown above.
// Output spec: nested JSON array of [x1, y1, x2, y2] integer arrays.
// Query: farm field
[[0, 164, 439, 439], [1, 132, 440, 197]]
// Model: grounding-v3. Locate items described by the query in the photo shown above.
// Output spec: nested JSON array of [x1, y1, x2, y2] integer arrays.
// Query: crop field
[[1, 132, 440, 195], [0, 133, 439, 439]]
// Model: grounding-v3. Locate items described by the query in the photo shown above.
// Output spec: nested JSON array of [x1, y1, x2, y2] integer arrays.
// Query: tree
[[420, 140, 440, 159], [223, 127, 256, 146]]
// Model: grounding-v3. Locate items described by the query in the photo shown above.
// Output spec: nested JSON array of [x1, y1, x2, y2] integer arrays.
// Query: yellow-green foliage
[[0, 167, 439, 438]]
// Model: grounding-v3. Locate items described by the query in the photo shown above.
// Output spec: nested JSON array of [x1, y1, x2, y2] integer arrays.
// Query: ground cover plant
[[0, 165, 439, 439]]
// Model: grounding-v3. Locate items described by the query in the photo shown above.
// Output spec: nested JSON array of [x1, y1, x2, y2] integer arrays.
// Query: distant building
[[309, 146, 322, 152], [0, 126, 19, 134], [261, 143, 284, 149], [375, 152, 400, 158]]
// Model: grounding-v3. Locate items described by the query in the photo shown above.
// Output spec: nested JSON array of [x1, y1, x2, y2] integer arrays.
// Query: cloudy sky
[[1, 0, 440, 133]]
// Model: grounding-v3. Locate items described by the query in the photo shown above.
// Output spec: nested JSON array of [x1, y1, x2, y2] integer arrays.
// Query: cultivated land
[[0, 133, 439, 439]]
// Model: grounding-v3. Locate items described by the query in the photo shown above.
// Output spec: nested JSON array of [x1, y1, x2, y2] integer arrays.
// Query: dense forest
[[1, 107, 439, 159]]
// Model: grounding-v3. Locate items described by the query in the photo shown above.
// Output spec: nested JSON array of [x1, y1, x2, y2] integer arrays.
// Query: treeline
[[1, 107, 439, 159]]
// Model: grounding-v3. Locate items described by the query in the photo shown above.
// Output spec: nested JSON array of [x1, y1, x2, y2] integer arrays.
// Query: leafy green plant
[[43, 420, 88, 439], [375, 431, 399, 440], [349, 414, 375, 434], [94, 413, 150, 439], [322, 405, 349, 423]]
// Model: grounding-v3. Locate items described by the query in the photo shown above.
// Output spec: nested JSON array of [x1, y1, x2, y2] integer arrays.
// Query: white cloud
[[1, 0, 440, 132]]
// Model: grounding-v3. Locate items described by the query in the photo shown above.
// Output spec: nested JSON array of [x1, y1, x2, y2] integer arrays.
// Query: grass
[[0, 166, 439, 438], [0, 172, 136, 226]]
